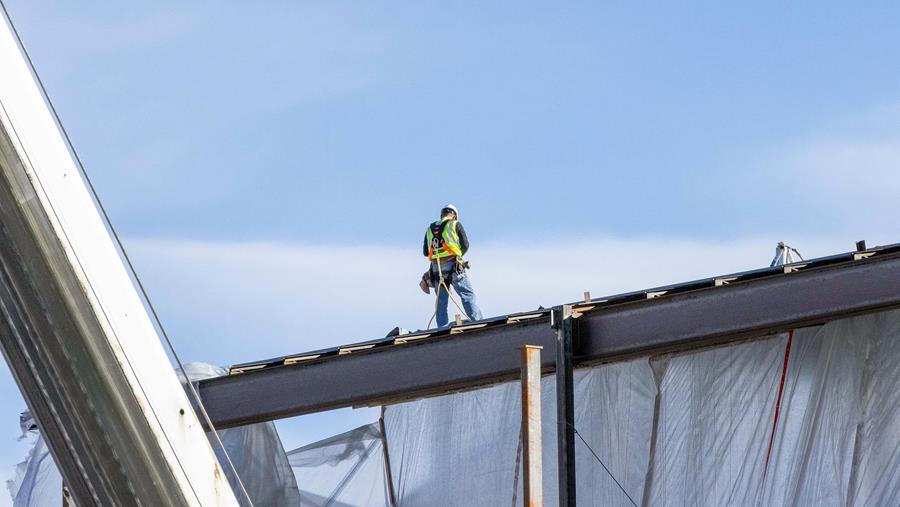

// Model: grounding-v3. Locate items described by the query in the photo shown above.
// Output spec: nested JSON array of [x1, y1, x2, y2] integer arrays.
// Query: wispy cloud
[[127, 234, 853, 366], [782, 136, 900, 199], [760, 102, 900, 235]]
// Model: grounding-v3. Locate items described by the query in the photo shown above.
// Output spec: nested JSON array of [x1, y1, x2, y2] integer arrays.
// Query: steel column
[[553, 305, 576, 507]]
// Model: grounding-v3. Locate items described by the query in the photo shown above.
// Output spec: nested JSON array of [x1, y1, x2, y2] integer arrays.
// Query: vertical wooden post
[[553, 305, 576, 507], [521, 345, 543, 507]]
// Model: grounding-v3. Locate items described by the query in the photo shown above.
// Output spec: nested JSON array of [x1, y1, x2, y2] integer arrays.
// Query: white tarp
[[8, 363, 301, 507], [380, 308, 900, 507], [13, 312, 900, 506], [180, 363, 301, 507], [847, 311, 900, 505], [644, 336, 786, 506], [288, 422, 391, 507], [6, 413, 62, 507], [385, 380, 525, 505], [761, 311, 900, 506], [383, 359, 658, 507]]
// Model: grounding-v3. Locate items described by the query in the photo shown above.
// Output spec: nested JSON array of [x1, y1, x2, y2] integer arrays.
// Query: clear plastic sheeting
[[287, 423, 391, 507], [8, 362, 301, 507], [383, 359, 657, 507], [10, 312, 900, 506], [7, 413, 62, 507], [848, 311, 900, 505], [574, 360, 656, 506], [644, 336, 786, 506], [759, 310, 900, 506], [179, 363, 301, 507], [385, 380, 523, 505], [379, 308, 900, 506], [759, 322, 865, 505]]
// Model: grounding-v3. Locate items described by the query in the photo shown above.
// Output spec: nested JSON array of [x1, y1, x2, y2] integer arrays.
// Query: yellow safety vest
[[426, 218, 463, 260]]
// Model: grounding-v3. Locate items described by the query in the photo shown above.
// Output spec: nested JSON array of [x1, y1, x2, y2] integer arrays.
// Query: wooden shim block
[[450, 322, 489, 334], [283, 354, 322, 366], [229, 364, 268, 374], [507, 313, 544, 324], [339, 344, 377, 355], [394, 333, 432, 344]]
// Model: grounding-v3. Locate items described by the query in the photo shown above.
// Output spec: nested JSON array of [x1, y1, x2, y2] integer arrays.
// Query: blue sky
[[2, 1, 900, 502]]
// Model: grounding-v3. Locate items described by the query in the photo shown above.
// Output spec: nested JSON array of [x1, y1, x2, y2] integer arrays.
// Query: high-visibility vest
[[426, 218, 463, 260]]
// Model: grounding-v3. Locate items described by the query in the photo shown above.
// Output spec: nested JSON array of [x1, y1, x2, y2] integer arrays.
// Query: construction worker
[[423, 204, 483, 327]]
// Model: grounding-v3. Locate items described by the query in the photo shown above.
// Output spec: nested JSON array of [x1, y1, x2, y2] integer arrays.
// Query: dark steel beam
[[200, 319, 558, 429], [199, 251, 900, 429], [553, 305, 576, 507], [576, 252, 900, 362]]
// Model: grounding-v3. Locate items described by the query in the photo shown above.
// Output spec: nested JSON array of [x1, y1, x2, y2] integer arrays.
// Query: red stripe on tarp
[[763, 329, 794, 479]]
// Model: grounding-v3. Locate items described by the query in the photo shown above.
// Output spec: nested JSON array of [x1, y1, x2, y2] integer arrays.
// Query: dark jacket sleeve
[[423, 231, 429, 257], [456, 221, 470, 256]]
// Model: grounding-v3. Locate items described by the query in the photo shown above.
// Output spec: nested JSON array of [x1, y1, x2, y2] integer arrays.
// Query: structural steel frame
[[199, 243, 900, 429]]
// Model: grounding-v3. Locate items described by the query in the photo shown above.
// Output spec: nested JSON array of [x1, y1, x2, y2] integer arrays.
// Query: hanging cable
[[426, 258, 469, 329], [510, 425, 523, 507], [565, 421, 638, 507], [0, 3, 254, 504]]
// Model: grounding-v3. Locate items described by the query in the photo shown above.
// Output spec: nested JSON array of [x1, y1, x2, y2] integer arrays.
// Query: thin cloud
[[760, 102, 900, 235]]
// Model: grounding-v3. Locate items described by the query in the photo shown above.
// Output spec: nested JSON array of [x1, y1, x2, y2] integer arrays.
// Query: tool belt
[[433, 258, 469, 276], [419, 258, 470, 294]]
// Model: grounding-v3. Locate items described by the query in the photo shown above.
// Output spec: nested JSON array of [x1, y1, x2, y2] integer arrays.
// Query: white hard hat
[[441, 203, 459, 218]]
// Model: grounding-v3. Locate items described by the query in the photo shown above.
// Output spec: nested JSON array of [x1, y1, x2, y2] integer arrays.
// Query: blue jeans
[[432, 261, 483, 328]]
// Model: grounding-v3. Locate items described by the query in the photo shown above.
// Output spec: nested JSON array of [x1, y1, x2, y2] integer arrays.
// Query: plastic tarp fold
[[847, 311, 900, 505], [8, 362, 301, 507], [644, 335, 786, 506], [287, 422, 391, 507], [384, 379, 531, 505], [7, 413, 62, 507], [181, 363, 301, 507], [761, 310, 900, 506], [383, 359, 657, 507]]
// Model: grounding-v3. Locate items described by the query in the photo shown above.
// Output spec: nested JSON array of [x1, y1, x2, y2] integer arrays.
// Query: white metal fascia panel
[[0, 14, 238, 507]]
